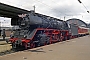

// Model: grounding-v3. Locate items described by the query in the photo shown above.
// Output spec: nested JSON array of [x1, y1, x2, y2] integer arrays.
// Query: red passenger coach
[[78, 26, 89, 36]]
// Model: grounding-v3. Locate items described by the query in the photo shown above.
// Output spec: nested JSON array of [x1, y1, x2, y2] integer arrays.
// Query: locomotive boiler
[[10, 11, 70, 49]]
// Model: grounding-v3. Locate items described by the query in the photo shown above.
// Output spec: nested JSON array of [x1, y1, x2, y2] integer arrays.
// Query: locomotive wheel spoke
[[30, 43, 35, 48], [44, 42, 47, 45], [50, 41, 52, 44], [30, 43, 33, 49], [25, 43, 28, 49], [57, 36, 60, 42], [60, 37, 63, 42], [33, 43, 35, 48]]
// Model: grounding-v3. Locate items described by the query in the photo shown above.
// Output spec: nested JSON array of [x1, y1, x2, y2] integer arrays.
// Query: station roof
[[0, 2, 29, 18], [66, 18, 87, 27], [0, 2, 66, 24], [0, 2, 62, 21]]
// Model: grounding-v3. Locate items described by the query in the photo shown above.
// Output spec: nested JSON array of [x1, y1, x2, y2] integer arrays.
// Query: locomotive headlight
[[10, 35, 14, 38], [15, 40, 22, 44], [24, 35, 27, 38]]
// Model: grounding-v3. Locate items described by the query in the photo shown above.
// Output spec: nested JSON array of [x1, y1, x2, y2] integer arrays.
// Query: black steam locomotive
[[9, 11, 75, 49]]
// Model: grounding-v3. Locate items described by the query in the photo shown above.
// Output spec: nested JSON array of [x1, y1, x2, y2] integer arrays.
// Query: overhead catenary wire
[[35, 0, 69, 16], [35, 0, 78, 20], [46, 0, 75, 19], [78, 0, 89, 13], [47, 0, 72, 14], [82, 3, 89, 13]]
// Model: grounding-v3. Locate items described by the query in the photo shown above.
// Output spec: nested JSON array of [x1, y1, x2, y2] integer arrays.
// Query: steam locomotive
[[9, 11, 89, 49]]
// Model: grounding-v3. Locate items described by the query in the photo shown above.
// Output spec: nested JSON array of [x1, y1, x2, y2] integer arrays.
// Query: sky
[[0, 0, 90, 27]]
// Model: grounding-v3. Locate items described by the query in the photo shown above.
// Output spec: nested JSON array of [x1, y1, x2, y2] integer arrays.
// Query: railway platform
[[0, 37, 11, 53], [0, 37, 10, 41], [0, 36, 90, 60]]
